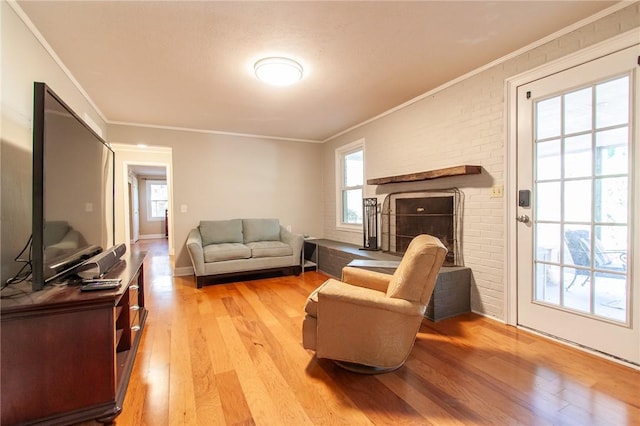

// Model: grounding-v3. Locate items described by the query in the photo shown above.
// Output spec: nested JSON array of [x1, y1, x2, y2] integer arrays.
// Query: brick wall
[[321, 3, 639, 321]]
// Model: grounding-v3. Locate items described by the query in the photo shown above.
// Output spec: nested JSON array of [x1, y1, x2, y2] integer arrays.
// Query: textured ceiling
[[17, 1, 618, 142]]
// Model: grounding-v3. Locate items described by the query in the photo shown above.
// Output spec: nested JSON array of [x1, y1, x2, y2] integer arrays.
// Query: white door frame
[[128, 178, 139, 244], [505, 29, 640, 326], [111, 144, 175, 257]]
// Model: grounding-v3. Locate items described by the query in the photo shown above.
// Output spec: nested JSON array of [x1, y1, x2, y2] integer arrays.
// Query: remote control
[[82, 278, 122, 284], [80, 280, 121, 291]]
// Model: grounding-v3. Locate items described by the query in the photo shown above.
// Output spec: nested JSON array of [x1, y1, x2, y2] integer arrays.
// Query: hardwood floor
[[115, 239, 639, 425]]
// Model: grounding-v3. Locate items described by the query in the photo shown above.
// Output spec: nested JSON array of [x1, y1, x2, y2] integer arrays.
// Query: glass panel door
[[516, 45, 639, 364], [534, 75, 630, 324]]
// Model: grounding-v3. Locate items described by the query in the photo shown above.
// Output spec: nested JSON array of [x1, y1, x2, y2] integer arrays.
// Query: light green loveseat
[[186, 218, 303, 288]]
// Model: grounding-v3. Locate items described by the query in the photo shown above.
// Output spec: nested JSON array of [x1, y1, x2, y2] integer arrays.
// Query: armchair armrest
[[318, 279, 424, 317], [186, 228, 205, 275], [341, 266, 392, 293]]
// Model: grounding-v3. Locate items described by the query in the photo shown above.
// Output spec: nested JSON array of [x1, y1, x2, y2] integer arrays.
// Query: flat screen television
[[31, 82, 115, 291]]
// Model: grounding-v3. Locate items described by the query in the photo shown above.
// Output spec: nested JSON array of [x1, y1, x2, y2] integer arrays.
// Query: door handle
[[516, 214, 530, 224]]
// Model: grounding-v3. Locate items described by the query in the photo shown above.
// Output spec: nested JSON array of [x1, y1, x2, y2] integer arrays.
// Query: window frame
[[145, 179, 168, 222], [335, 139, 365, 232]]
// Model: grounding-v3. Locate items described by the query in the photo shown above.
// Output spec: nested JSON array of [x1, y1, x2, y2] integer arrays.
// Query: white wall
[[321, 3, 640, 320], [108, 124, 324, 274], [1, 2, 107, 283]]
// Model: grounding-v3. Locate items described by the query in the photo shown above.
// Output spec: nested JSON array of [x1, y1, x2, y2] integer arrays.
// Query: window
[[336, 140, 364, 230], [146, 180, 167, 221]]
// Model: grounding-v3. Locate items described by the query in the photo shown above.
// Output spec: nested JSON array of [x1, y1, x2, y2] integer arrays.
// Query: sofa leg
[[196, 276, 204, 289]]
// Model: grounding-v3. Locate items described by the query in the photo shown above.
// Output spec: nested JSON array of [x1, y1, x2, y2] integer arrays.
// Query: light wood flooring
[[113, 239, 639, 425]]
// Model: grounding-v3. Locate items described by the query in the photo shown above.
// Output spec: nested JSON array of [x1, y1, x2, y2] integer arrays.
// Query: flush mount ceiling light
[[254, 57, 303, 86]]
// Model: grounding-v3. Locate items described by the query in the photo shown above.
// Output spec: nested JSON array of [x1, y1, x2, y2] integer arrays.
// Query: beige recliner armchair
[[302, 234, 447, 373]]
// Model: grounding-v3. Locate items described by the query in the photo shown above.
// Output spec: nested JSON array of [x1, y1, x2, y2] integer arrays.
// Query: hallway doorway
[[127, 165, 168, 244], [111, 143, 174, 258]]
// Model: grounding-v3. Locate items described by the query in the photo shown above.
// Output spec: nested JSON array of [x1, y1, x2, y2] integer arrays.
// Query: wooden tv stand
[[1, 251, 147, 425]]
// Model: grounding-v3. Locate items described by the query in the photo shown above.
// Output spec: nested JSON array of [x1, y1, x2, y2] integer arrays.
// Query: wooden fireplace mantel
[[367, 165, 481, 185]]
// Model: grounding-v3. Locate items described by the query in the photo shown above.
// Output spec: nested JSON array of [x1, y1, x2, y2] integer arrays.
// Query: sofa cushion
[[246, 241, 292, 258], [242, 218, 280, 243], [199, 219, 243, 245], [203, 243, 251, 262]]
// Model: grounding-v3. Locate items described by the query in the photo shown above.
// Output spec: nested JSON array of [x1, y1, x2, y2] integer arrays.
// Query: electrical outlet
[[491, 185, 504, 198], [181, 204, 187, 213]]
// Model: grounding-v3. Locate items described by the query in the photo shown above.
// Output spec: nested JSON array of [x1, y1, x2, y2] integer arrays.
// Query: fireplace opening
[[381, 190, 461, 266]]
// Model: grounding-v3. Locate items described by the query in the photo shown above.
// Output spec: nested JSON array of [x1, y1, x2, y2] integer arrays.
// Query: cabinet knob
[[130, 285, 139, 290], [131, 325, 141, 331], [130, 305, 140, 311]]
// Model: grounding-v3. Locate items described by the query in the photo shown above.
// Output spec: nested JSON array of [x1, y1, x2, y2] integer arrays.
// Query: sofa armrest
[[280, 226, 303, 264], [186, 228, 205, 276]]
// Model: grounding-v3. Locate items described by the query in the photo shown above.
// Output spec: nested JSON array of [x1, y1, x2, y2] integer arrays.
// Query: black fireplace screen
[[381, 190, 461, 266]]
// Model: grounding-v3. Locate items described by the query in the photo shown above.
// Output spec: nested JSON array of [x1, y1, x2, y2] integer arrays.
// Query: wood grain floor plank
[[136, 326, 171, 425], [200, 312, 234, 374], [235, 283, 372, 425], [417, 324, 567, 415], [406, 355, 533, 425], [187, 325, 226, 425], [215, 370, 256, 426], [250, 282, 313, 345], [168, 293, 198, 425], [231, 315, 314, 425], [321, 360, 425, 425], [201, 284, 236, 317], [374, 371, 467, 426], [216, 314, 287, 425], [418, 319, 586, 424]]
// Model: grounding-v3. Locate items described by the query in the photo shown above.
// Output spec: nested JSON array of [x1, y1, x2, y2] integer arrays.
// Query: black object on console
[[75, 244, 127, 279]]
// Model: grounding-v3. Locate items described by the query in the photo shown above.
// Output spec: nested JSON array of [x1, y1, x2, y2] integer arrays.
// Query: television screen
[[31, 82, 115, 290]]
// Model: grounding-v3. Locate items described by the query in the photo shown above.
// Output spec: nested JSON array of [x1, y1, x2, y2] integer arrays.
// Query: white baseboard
[[174, 266, 194, 277], [139, 234, 166, 240]]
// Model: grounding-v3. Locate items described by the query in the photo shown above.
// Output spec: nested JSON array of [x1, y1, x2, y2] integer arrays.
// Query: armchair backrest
[[386, 234, 447, 304]]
